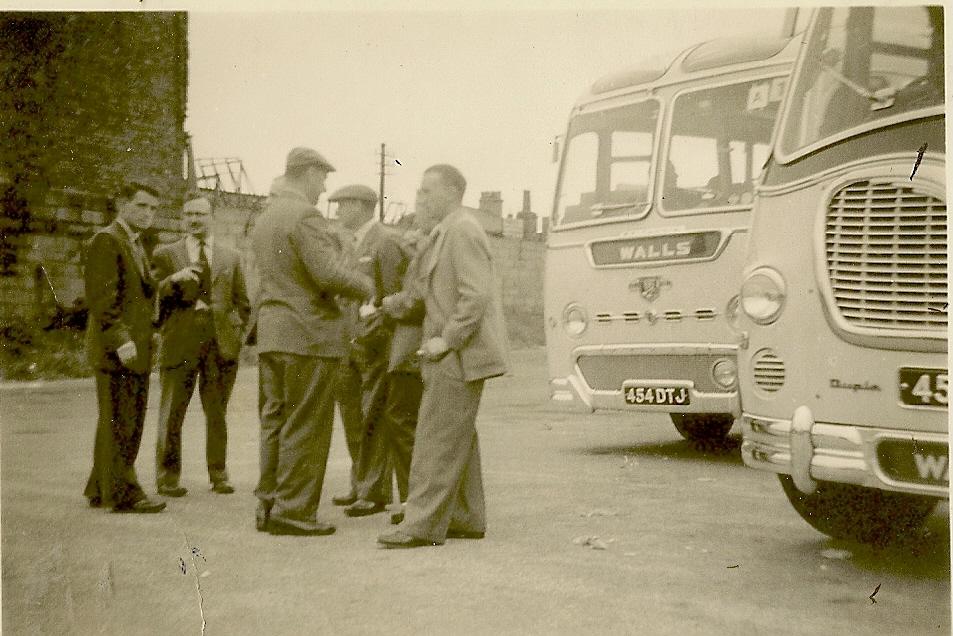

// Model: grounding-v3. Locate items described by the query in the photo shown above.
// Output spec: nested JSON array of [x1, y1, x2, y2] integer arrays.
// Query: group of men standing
[[84, 183, 249, 513], [83, 145, 508, 549]]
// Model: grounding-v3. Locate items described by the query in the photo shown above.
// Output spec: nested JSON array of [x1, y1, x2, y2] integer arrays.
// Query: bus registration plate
[[898, 368, 948, 409], [623, 385, 691, 406]]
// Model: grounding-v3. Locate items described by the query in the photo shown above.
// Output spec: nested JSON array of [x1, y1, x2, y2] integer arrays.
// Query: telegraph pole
[[378, 143, 386, 221]]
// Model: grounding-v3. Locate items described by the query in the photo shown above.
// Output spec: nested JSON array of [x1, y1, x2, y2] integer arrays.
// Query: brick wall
[[489, 235, 544, 318], [0, 12, 188, 324]]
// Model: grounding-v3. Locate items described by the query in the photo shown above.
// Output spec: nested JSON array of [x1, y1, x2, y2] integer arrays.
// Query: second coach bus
[[737, 5, 946, 544], [545, 35, 797, 442]]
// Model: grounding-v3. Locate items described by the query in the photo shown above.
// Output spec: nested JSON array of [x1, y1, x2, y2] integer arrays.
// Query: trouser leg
[[112, 370, 150, 507], [334, 360, 363, 496], [255, 352, 284, 504], [198, 339, 237, 484], [354, 359, 393, 503], [448, 432, 486, 533], [383, 371, 422, 502], [85, 371, 116, 506], [155, 364, 198, 488], [271, 355, 338, 527], [399, 358, 484, 543]]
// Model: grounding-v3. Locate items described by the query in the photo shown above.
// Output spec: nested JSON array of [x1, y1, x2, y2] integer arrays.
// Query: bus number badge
[[630, 276, 671, 301]]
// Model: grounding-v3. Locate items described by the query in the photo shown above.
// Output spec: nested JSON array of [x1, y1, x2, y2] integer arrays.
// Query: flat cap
[[328, 184, 378, 204], [285, 146, 336, 172]]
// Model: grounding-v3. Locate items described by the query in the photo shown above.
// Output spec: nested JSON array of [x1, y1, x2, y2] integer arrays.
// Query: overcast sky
[[186, 6, 799, 218]]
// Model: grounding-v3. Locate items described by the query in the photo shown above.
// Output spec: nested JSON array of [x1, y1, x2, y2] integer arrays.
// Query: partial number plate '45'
[[623, 385, 691, 406], [899, 368, 948, 409]]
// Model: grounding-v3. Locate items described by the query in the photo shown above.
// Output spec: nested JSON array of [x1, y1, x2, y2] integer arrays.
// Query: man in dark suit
[[379, 218, 428, 526], [83, 179, 166, 513], [378, 165, 508, 548], [152, 196, 250, 498], [326, 184, 410, 518], [251, 147, 374, 536]]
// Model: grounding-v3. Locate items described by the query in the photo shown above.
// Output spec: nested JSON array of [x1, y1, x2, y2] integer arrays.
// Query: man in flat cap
[[251, 148, 374, 536], [152, 195, 250, 499], [330, 184, 412, 518]]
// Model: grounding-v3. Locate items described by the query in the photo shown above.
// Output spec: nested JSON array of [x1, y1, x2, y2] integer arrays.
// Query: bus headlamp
[[562, 303, 589, 338], [740, 268, 786, 325]]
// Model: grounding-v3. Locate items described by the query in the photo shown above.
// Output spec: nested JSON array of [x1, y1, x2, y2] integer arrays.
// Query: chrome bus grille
[[825, 180, 947, 332]]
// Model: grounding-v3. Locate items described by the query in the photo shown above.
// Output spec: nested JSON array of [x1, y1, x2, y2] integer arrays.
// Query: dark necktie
[[197, 239, 211, 302]]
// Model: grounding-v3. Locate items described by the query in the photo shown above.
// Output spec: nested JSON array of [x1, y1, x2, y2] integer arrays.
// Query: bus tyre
[[778, 475, 939, 546], [670, 413, 733, 442]]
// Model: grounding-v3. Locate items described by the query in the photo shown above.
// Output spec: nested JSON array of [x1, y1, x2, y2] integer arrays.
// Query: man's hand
[[170, 264, 202, 284], [418, 336, 450, 361], [358, 274, 375, 301], [381, 293, 400, 317], [116, 341, 138, 367], [359, 303, 378, 319]]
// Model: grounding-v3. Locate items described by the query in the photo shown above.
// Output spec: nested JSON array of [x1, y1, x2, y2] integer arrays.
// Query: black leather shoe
[[113, 498, 167, 514], [446, 528, 485, 540], [255, 501, 272, 532], [344, 500, 386, 517], [211, 480, 235, 494], [390, 511, 404, 525], [377, 530, 440, 549], [267, 517, 336, 536], [157, 485, 188, 497], [332, 493, 358, 506]]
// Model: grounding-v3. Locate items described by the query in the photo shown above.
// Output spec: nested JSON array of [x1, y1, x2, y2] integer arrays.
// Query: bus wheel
[[778, 475, 938, 546], [669, 413, 733, 442]]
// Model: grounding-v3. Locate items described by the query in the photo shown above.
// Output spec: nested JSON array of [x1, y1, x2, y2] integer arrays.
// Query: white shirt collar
[[186, 234, 214, 262], [115, 216, 139, 243]]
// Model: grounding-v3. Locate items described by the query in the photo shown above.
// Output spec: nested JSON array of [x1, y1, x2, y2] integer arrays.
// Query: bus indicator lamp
[[741, 268, 786, 325], [712, 358, 738, 389], [562, 303, 589, 337]]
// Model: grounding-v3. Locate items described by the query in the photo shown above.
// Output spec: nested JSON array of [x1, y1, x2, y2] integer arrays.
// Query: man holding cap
[[251, 147, 374, 536], [152, 195, 250, 498], [329, 184, 411, 518]]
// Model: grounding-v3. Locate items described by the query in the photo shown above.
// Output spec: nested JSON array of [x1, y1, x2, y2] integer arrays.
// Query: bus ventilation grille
[[752, 348, 785, 393], [825, 180, 947, 332]]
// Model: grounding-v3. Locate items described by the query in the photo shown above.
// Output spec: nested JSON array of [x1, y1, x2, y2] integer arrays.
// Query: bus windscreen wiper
[[590, 201, 648, 216], [819, 61, 896, 111]]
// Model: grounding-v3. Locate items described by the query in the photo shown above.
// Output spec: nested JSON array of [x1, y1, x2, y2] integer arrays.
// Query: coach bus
[[737, 6, 946, 543], [545, 35, 797, 442]]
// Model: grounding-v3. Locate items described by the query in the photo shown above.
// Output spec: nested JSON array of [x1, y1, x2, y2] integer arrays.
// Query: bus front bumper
[[741, 408, 949, 498]]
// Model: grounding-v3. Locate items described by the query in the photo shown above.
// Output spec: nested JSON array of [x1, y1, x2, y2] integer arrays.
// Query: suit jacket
[[386, 234, 426, 374], [344, 221, 411, 368], [250, 182, 372, 358], [424, 207, 509, 382], [152, 237, 250, 367], [84, 220, 156, 375]]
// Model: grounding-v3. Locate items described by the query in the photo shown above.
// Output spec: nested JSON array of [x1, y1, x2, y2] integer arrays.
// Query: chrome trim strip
[[755, 153, 944, 197], [572, 343, 739, 357]]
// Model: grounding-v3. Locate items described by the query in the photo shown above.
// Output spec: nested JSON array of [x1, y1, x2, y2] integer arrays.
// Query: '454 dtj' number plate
[[623, 385, 691, 406], [899, 368, 948, 409]]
